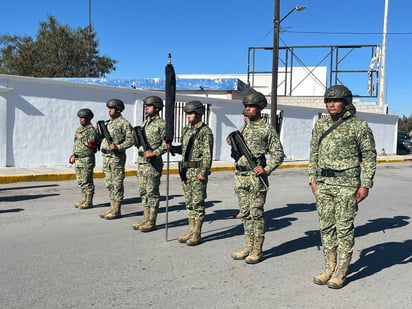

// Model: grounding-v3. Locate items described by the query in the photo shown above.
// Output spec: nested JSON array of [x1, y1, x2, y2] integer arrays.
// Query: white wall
[[0, 74, 398, 167]]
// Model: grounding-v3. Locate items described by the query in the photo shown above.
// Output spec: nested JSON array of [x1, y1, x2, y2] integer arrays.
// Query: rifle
[[134, 126, 152, 162], [228, 130, 268, 190], [97, 120, 113, 146]]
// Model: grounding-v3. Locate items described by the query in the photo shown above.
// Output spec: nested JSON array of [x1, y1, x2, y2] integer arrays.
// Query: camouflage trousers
[[181, 168, 208, 220], [315, 182, 358, 256], [234, 172, 267, 237], [103, 154, 126, 202], [75, 163, 95, 195], [137, 162, 163, 209]]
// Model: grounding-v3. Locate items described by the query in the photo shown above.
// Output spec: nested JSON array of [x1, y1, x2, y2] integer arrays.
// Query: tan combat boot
[[132, 207, 150, 230], [74, 192, 86, 208], [186, 219, 203, 246], [99, 201, 113, 218], [79, 193, 93, 209], [104, 200, 121, 220], [327, 254, 352, 289], [139, 208, 157, 232], [178, 218, 195, 243], [313, 251, 337, 285], [231, 234, 254, 260], [245, 236, 265, 264]]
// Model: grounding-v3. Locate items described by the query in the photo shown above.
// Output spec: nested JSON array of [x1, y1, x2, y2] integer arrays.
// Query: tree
[[398, 114, 412, 134], [0, 15, 116, 77]]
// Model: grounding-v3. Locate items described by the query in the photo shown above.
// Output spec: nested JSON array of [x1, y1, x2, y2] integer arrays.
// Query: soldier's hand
[[197, 174, 206, 181], [253, 165, 266, 176], [68, 154, 75, 164], [310, 182, 317, 194], [109, 143, 118, 151], [144, 150, 155, 158], [356, 187, 369, 203]]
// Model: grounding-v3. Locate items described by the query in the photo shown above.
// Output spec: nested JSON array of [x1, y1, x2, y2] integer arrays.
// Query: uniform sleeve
[[308, 122, 321, 183], [117, 121, 135, 151], [152, 121, 167, 157], [264, 128, 285, 175], [359, 124, 377, 188], [200, 127, 214, 176]]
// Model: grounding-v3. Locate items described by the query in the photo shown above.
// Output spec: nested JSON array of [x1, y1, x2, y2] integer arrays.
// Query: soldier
[[172, 101, 214, 246], [132, 96, 166, 232], [309, 85, 377, 289], [230, 92, 284, 264], [69, 108, 99, 209], [98, 99, 135, 220]]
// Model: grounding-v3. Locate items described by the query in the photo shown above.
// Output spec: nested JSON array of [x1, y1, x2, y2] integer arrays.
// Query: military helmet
[[242, 92, 267, 109], [183, 100, 205, 115], [324, 85, 352, 105], [106, 98, 125, 112], [143, 96, 164, 109], [77, 108, 94, 119]]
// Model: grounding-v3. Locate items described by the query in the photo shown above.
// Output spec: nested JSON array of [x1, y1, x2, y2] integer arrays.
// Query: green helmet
[[106, 98, 125, 112], [242, 93, 267, 109], [143, 96, 164, 109], [184, 101, 205, 115], [77, 108, 94, 119], [324, 85, 352, 105]]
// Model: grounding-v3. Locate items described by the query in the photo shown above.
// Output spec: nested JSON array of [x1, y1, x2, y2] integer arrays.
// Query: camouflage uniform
[[180, 121, 214, 221], [73, 123, 98, 199], [135, 115, 166, 230], [309, 109, 376, 256], [309, 85, 376, 288], [234, 119, 284, 240], [100, 116, 135, 202]]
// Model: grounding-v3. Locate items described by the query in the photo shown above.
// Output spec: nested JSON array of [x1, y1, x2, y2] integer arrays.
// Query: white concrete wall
[[0, 74, 398, 167]]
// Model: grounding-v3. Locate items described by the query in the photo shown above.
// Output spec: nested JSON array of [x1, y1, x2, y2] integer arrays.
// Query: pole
[[379, 0, 388, 108], [271, 0, 280, 133]]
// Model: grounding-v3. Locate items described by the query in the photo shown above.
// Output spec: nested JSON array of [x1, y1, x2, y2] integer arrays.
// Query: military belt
[[236, 166, 253, 172], [74, 153, 92, 158], [182, 161, 201, 168], [318, 169, 348, 177]]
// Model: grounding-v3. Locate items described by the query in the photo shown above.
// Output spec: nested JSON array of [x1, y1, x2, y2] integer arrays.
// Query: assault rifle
[[97, 120, 113, 147], [134, 126, 152, 162], [228, 130, 268, 190]]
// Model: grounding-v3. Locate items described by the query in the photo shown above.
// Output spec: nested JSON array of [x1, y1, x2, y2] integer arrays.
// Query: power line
[[285, 30, 412, 35]]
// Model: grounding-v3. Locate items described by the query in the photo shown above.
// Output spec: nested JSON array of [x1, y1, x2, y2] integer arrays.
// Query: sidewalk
[[0, 155, 411, 184]]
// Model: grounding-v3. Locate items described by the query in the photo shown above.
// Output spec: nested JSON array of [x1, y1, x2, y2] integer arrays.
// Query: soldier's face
[[186, 112, 199, 124], [244, 105, 260, 121], [325, 99, 345, 116], [145, 104, 157, 117], [79, 117, 90, 126], [108, 107, 120, 119]]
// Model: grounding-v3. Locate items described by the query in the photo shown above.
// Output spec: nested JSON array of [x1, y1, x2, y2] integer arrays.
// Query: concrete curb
[[0, 157, 411, 184]]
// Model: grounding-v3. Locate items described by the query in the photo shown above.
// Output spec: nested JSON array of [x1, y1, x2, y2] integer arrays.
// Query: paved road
[[0, 163, 411, 308]]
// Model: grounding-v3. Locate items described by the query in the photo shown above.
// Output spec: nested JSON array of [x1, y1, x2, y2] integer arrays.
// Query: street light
[[271, 2, 306, 133]]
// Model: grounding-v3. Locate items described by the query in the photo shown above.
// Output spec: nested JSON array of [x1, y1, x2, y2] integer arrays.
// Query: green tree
[[398, 114, 412, 134], [0, 15, 116, 77]]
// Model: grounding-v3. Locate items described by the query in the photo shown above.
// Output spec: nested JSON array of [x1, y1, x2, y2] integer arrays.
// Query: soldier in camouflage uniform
[[98, 99, 135, 220], [309, 85, 376, 289], [132, 96, 166, 232], [69, 108, 99, 209], [230, 93, 284, 264], [172, 101, 214, 246]]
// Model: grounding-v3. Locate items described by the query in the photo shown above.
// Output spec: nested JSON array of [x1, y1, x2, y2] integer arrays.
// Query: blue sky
[[1, 0, 411, 116]]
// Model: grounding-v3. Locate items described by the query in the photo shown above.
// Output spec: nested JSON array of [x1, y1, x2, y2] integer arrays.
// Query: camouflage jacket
[[100, 116, 135, 155], [72, 123, 99, 167], [180, 121, 214, 177], [137, 115, 166, 164], [308, 110, 377, 188], [73, 124, 99, 157], [237, 118, 285, 175]]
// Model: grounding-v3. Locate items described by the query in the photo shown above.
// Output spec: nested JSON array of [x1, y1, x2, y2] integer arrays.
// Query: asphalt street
[[0, 162, 411, 308]]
